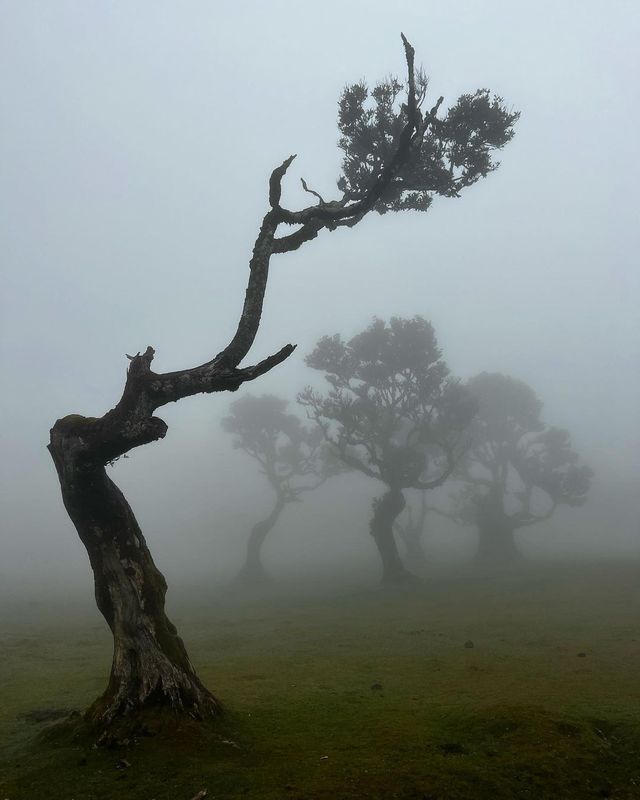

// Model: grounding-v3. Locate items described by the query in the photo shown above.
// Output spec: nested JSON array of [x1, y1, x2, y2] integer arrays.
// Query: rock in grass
[[439, 742, 469, 755], [464, 640, 475, 649]]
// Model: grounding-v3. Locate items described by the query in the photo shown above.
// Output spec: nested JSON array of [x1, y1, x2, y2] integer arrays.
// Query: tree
[[452, 373, 593, 562], [222, 394, 342, 583], [393, 489, 453, 569], [47, 36, 518, 730], [299, 317, 476, 583]]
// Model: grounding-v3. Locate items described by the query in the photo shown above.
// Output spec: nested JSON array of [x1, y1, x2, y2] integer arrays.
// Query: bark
[[48, 426, 220, 726], [236, 494, 285, 584], [46, 243, 292, 727], [45, 229, 293, 728], [370, 488, 414, 583]]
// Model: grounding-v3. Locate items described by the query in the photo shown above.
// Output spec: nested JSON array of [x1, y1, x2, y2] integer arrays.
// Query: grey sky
[[1, 1, 638, 584]]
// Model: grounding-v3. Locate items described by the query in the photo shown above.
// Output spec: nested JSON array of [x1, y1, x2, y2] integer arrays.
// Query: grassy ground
[[1, 561, 640, 799]]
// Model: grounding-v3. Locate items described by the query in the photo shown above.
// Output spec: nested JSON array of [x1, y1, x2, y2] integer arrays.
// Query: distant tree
[[222, 394, 342, 583], [452, 373, 593, 562], [300, 317, 476, 583], [393, 489, 452, 569], [47, 36, 518, 730]]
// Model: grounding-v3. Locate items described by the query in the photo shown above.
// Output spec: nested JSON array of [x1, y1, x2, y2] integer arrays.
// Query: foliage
[[337, 71, 519, 214], [299, 317, 476, 490], [453, 373, 593, 529], [222, 394, 342, 501]]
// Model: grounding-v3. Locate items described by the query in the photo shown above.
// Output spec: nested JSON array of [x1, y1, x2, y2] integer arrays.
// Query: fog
[[1, 1, 639, 604]]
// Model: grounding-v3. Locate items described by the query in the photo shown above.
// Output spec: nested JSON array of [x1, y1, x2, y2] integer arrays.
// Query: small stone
[[464, 640, 474, 649], [439, 742, 469, 755]]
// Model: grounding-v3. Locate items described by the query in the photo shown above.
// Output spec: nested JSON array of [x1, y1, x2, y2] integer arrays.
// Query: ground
[[1, 561, 639, 799]]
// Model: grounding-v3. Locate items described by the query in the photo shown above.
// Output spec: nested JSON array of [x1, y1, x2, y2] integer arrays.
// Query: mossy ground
[[1, 561, 640, 799]]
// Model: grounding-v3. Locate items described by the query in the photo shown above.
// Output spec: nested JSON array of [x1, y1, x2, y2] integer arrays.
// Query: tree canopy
[[454, 372, 593, 534], [337, 71, 519, 214], [222, 394, 341, 502], [300, 317, 476, 491]]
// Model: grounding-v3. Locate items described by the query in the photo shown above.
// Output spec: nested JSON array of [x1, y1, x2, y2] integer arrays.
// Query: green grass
[[2, 561, 640, 799]]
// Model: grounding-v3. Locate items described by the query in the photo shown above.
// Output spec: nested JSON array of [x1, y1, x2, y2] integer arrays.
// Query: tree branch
[[52, 35, 431, 471], [271, 34, 422, 228], [300, 177, 326, 205], [511, 498, 557, 529]]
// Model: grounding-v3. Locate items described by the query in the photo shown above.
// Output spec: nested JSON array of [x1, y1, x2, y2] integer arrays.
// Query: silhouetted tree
[[222, 394, 342, 583], [452, 373, 593, 563], [393, 489, 453, 569], [300, 317, 476, 583], [47, 36, 518, 729]]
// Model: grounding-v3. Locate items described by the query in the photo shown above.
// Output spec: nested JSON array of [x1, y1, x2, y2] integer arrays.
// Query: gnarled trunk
[[49, 422, 220, 727], [370, 488, 413, 583], [236, 494, 285, 584]]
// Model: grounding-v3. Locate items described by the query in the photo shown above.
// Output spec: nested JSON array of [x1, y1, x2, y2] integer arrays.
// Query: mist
[[1, 4, 639, 796], [2, 2, 638, 599]]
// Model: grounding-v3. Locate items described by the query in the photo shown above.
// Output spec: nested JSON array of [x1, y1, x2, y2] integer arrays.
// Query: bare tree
[[48, 36, 518, 729], [221, 394, 343, 583], [300, 317, 476, 583]]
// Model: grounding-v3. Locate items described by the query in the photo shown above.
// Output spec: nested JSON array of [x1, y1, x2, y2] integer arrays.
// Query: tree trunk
[[370, 488, 414, 583], [475, 515, 520, 563], [49, 422, 220, 728], [236, 495, 285, 584]]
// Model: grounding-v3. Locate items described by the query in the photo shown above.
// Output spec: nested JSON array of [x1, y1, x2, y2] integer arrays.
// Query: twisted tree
[[453, 373, 593, 562], [48, 35, 518, 728], [222, 394, 342, 583], [300, 317, 476, 583]]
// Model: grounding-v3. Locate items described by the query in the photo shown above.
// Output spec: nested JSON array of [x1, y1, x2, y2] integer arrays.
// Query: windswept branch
[[272, 37, 421, 228]]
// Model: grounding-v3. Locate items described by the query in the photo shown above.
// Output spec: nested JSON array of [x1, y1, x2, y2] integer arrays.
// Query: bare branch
[[300, 178, 326, 204], [269, 154, 297, 209]]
